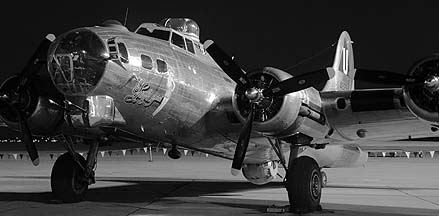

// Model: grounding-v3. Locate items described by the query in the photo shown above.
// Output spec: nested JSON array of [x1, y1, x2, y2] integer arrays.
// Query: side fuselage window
[[117, 43, 129, 63], [171, 33, 186, 49], [157, 59, 168, 73], [141, 55, 153, 69], [185, 38, 195, 54]]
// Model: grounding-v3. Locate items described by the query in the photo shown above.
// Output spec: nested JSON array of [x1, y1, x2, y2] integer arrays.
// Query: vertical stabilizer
[[322, 31, 356, 91]]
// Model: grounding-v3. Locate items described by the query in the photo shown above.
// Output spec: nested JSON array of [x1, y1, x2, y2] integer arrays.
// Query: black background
[[2, 1, 439, 88]]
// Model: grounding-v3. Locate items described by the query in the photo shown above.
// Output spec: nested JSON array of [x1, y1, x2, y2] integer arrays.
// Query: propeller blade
[[17, 34, 56, 91], [15, 109, 39, 166], [231, 105, 255, 176], [355, 69, 419, 85], [263, 68, 331, 97], [0, 35, 53, 167], [204, 40, 252, 87]]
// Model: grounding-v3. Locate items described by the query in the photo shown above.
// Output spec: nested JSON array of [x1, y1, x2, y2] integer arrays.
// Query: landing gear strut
[[51, 136, 99, 202], [285, 134, 322, 213]]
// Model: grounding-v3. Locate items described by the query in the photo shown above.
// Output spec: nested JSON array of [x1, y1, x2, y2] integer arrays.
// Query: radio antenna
[[123, 8, 129, 27]]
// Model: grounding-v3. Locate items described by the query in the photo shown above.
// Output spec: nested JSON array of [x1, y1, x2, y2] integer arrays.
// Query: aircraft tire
[[51, 152, 88, 203], [286, 156, 322, 213]]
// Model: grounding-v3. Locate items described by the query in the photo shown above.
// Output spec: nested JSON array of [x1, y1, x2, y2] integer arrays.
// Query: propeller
[[203, 40, 252, 87], [262, 68, 333, 97], [231, 104, 255, 176], [0, 34, 55, 166], [204, 40, 331, 175]]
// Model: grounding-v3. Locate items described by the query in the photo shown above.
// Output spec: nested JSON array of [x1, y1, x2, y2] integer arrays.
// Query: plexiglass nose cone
[[48, 29, 107, 96]]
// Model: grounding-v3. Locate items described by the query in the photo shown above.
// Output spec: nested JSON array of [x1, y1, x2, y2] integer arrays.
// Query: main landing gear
[[51, 136, 99, 202], [286, 155, 322, 212], [271, 134, 323, 213]]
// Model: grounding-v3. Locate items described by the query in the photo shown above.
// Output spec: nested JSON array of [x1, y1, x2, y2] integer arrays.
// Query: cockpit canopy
[[158, 18, 200, 42], [135, 18, 206, 56]]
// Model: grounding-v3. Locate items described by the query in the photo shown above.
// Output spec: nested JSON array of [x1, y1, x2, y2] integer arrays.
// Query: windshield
[[136, 28, 170, 41]]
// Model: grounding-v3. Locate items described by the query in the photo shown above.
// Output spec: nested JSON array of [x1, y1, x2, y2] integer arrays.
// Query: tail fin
[[322, 31, 356, 91]]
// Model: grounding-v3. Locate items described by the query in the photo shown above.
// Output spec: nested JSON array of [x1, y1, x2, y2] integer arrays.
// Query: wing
[[322, 88, 437, 141], [346, 139, 439, 152], [322, 88, 439, 152]]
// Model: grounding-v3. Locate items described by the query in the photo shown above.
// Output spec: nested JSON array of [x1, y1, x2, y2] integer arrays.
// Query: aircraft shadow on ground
[[0, 177, 438, 216], [0, 177, 285, 204], [207, 201, 437, 216]]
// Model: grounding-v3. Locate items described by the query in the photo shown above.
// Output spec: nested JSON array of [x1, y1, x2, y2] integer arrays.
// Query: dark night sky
[[2, 1, 439, 88]]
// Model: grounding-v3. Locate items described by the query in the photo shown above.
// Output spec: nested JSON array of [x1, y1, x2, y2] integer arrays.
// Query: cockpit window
[[194, 43, 205, 55], [171, 33, 186, 49], [117, 43, 129, 63], [136, 28, 170, 41], [185, 38, 195, 54], [136, 28, 148, 35]]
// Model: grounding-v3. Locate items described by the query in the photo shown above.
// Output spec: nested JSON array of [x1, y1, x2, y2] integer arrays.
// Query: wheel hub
[[73, 167, 88, 193], [311, 171, 321, 199]]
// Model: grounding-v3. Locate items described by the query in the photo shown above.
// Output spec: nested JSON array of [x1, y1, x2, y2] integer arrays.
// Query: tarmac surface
[[0, 151, 438, 216]]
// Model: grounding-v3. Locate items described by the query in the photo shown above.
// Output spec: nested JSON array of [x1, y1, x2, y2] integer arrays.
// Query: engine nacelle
[[28, 96, 64, 135], [242, 161, 279, 185], [232, 67, 330, 138], [403, 55, 439, 123], [1, 96, 64, 136], [0, 74, 65, 137]]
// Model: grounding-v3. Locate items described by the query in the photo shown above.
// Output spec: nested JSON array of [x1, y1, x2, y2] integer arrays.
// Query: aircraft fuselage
[[49, 25, 244, 153]]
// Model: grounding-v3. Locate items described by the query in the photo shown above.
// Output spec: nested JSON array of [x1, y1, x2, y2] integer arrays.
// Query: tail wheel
[[51, 152, 88, 203], [286, 156, 322, 212]]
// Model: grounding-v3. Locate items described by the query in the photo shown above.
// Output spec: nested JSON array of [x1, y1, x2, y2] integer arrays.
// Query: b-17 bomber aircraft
[[1, 18, 439, 213]]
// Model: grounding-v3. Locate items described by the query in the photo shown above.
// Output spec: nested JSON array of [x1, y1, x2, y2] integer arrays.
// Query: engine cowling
[[242, 161, 279, 185], [232, 67, 330, 138], [232, 67, 302, 137], [27, 96, 64, 135], [1, 96, 64, 136], [0, 77, 64, 136], [403, 55, 439, 123]]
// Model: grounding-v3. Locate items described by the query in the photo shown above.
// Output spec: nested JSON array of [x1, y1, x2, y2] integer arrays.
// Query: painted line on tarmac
[[386, 184, 439, 208], [126, 181, 193, 216]]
